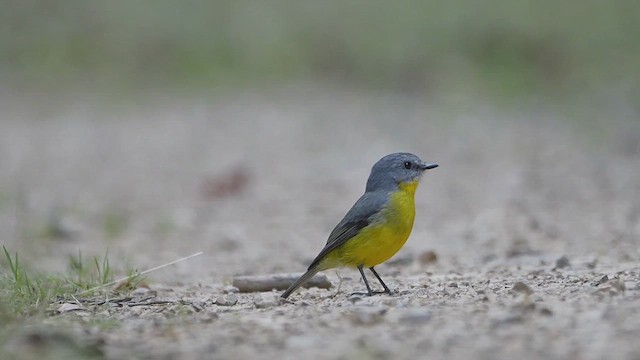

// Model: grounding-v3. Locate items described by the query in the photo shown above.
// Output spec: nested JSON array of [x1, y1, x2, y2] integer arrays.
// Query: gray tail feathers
[[281, 267, 320, 299]]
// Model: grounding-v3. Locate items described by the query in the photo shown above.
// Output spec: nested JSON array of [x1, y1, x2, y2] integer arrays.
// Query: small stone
[[555, 256, 570, 269], [418, 251, 438, 265], [594, 275, 609, 286], [593, 280, 626, 297], [512, 282, 533, 295], [253, 294, 279, 309], [215, 294, 238, 306], [350, 307, 387, 326], [447, 282, 458, 288], [223, 286, 240, 294], [609, 279, 625, 292], [398, 308, 432, 324]]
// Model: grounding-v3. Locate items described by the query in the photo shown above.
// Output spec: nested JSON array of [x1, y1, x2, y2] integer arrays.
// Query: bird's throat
[[398, 179, 419, 196]]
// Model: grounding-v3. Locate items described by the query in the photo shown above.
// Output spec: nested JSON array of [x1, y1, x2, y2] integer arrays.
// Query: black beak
[[420, 163, 438, 170]]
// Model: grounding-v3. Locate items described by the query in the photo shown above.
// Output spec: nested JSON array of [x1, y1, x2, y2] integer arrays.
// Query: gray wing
[[307, 191, 389, 270]]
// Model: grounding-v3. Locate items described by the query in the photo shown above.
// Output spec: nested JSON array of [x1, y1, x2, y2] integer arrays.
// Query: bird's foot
[[350, 289, 395, 297]]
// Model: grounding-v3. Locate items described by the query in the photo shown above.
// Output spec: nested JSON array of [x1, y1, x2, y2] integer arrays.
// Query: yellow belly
[[321, 180, 418, 268]]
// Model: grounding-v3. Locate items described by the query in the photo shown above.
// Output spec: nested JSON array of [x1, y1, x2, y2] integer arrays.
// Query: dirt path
[[1, 85, 639, 359]]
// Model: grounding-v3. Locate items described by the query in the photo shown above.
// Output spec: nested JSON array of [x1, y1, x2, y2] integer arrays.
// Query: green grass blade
[[3, 245, 19, 283]]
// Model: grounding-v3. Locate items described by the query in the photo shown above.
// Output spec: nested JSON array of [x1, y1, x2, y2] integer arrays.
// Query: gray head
[[365, 153, 438, 192]]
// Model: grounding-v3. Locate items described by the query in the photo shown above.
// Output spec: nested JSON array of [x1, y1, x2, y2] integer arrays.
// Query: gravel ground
[[1, 85, 639, 359]]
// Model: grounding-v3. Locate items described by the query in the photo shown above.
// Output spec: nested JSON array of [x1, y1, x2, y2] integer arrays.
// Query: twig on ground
[[77, 251, 204, 295], [128, 300, 175, 307], [232, 273, 332, 293]]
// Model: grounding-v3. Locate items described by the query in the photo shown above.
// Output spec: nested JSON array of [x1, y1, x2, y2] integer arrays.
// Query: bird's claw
[[349, 289, 396, 297]]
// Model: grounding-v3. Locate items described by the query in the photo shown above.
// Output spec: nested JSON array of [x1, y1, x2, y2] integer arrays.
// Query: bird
[[281, 152, 438, 298]]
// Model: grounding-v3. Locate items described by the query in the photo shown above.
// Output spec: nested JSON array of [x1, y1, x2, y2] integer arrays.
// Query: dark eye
[[404, 161, 412, 169]]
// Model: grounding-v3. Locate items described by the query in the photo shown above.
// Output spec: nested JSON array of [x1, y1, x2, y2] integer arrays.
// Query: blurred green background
[[1, 4, 639, 358], [2, 0, 639, 103]]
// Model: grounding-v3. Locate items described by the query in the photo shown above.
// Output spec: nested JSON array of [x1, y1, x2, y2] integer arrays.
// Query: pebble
[[215, 294, 238, 306], [512, 282, 533, 295], [223, 286, 240, 294], [609, 279, 625, 292], [418, 250, 438, 265], [555, 256, 570, 269], [594, 275, 608, 286], [593, 279, 625, 297], [253, 294, 280, 309]]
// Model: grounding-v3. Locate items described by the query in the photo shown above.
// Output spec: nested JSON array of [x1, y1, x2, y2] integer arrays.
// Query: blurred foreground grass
[[2, 0, 639, 101]]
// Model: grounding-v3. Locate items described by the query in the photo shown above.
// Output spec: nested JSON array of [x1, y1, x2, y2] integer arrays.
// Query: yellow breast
[[325, 180, 418, 268]]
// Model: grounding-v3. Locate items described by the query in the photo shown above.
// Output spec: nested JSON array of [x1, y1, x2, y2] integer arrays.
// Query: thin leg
[[369, 267, 391, 294], [357, 265, 374, 296]]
